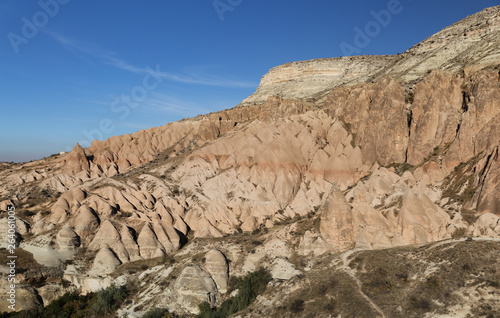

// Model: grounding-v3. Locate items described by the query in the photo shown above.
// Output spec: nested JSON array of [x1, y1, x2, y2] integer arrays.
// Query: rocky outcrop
[[320, 188, 354, 250], [0, 8, 499, 316], [242, 6, 500, 106], [270, 258, 302, 280], [241, 56, 396, 105], [320, 166, 453, 250], [37, 284, 72, 306], [204, 249, 229, 293], [0, 285, 41, 312], [443, 68, 500, 171], [72, 205, 100, 238], [397, 191, 451, 244], [137, 222, 180, 259], [406, 71, 463, 165], [473, 146, 500, 214], [64, 144, 90, 175], [91, 247, 122, 275], [55, 225, 80, 250], [473, 212, 500, 236], [298, 231, 328, 256], [174, 266, 217, 314], [0, 200, 14, 211]]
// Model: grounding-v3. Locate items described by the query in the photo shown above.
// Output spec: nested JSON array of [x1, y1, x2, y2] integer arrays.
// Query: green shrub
[[197, 268, 272, 318], [451, 227, 467, 239], [410, 296, 432, 311], [44, 291, 91, 318], [290, 299, 304, 313], [426, 277, 441, 290], [324, 298, 337, 311], [92, 284, 128, 315], [8, 290, 94, 318], [143, 308, 176, 318], [461, 208, 478, 225]]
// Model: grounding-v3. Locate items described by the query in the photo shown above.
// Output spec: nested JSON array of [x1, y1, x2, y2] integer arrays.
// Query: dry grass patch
[[0, 247, 43, 274], [111, 255, 174, 277]]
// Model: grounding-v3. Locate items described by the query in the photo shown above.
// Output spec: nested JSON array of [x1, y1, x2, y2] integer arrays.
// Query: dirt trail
[[425, 237, 500, 250], [339, 249, 387, 318], [333, 238, 500, 318]]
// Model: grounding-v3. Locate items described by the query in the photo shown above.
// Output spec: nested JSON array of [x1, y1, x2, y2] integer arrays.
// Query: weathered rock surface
[[64, 144, 90, 175], [407, 71, 463, 165], [0, 6, 499, 316], [174, 266, 217, 314], [241, 56, 397, 105], [320, 188, 354, 250], [91, 247, 122, 275], [397, 191, 451, 244], [0, 285, 41, 312], [270, 258, 302, 280], [37, 284, 72, 306], [204, 249, 229, 293], [242, 6, 500, 106], [55, 225, 80, 250], [72, 205, 100, 237]]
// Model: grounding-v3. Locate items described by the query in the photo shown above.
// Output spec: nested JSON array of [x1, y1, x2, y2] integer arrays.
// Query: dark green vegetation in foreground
[[196, 268, 272, 318], [0, 269, 271, 318], [1, 284, 127, 318], [2, 241, 498, 317]]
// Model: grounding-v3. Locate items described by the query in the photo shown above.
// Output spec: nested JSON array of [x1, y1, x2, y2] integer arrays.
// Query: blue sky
[[0, 0, 497, 162]]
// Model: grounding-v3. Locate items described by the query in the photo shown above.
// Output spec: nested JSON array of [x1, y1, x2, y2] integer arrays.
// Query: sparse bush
[[487, 279, 499, 288], [395, 272, 408, 282], [134, 304, 144, 312], [143, 308, 176, 318], [60, 278, 71, 288], [410, 296, 432, 311], [19, 210, 36, 218], [324, 298, 337, 311], [405, 91, 415, 104], [329, 277, 338, 288], [251, 228, 261, 235], [227, 276, 242, 294], [426, 277, 441, 290], [197, 268, 272, 318], [318, 284, 328, 295], [461, 208, 478, 225], [290, 299, 304, 313], [197, 302, 213, 316], [171, 185, 180, 196], [92, 284, 128, 315], [251, 240, 262, 246], [452, 227, 467, 239]]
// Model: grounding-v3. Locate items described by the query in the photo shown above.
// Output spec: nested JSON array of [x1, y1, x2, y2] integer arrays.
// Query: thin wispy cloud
[[45, 31, 256, 88], [52, 117, 100, 124], [145, 93, 211, 117]]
